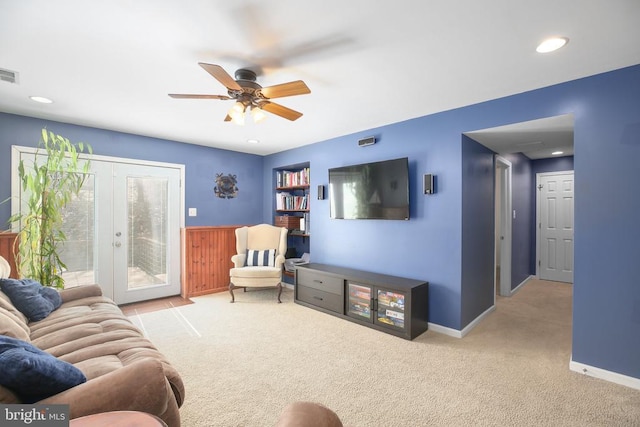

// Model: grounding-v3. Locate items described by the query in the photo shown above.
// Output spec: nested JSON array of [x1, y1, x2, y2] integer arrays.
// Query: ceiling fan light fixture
[[228, 101, 246, 125], [536, 37, 569, 53], [251, 106, 267, 123]]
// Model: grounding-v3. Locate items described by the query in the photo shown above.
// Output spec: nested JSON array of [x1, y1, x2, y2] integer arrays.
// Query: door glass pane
[[376, 290, 405, 329], [127, 176, 168, 289], [60, 174, 95, 288], [347, 282, 372, 320]]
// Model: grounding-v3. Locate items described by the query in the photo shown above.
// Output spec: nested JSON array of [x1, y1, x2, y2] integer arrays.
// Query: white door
[[111, 163, 182, 304], [537, 171, 574, 283]]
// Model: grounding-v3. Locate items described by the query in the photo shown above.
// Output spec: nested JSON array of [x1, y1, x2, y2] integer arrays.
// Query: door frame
[[11, 146, 186, 299], [535, 170, 574, 280], [495, 156, 512, 297]]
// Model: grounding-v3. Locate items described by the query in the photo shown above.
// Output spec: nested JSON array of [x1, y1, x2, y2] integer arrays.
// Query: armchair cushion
[[0, 335, 86, 403], [245, 249, 276, 267]]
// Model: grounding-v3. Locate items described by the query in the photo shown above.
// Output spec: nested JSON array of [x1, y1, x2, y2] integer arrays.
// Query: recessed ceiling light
[[552, 151, 564, 156], [29, 96, 53, 104], [536, 37, 569, 53], [247, 139, 260, 144]]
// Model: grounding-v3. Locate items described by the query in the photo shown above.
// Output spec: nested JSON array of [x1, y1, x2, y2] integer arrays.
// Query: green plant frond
[[9, 128, 92, 286]]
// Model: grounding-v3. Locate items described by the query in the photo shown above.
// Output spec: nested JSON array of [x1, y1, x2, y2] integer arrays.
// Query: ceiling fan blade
[[260, 80, 310, 99], [169, 94, 232, 100], [261, 102, 303, 121], [199, 63, 242, 91]]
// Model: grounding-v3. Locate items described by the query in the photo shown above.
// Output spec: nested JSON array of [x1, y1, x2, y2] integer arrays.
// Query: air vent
[[0, 68, 18, 84]]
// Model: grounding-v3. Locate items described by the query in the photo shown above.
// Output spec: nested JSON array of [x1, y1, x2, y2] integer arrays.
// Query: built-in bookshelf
[[274, 163, 311, 283]]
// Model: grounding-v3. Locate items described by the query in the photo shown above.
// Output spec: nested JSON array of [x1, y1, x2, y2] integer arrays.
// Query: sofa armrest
[[39, 358, 172, 419], [275, 254, 286, 269], [58, 284, 103, 303]]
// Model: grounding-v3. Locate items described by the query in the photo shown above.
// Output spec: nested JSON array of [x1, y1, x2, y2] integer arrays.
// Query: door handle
[[114, 241, 122, 248]]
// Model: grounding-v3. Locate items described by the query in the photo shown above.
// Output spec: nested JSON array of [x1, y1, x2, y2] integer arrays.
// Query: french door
[[12, 147, 184, 304]]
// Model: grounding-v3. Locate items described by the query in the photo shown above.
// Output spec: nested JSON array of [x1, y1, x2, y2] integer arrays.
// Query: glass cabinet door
[[347, 282, 372, 320], [376, 289, 405, 330]]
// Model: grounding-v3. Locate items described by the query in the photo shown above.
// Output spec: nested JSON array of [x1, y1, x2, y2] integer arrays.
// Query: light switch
[[188, 208, 197, 217]]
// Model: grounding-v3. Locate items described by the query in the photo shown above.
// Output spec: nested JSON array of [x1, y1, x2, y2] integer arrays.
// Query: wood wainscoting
[[0, 232, 19, 278], [181, 226, 240, 298]]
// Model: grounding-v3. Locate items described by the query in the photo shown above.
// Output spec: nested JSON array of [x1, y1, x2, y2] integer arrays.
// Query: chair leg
[[229, 282, 236, 303], [277, 282, 282, 303]]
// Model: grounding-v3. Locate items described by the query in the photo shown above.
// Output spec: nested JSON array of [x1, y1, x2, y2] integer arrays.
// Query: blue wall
[[461, 136, 494, 327], [265, 64, 640, 380], [0, 113, 264, 228], [570, 66, 640, 379]]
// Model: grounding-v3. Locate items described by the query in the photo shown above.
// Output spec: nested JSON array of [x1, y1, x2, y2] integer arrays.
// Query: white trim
[[570, 359, 640, 391], [495, 156, 512, 297], [427, 322, 463, 338], [509, 275, 534, 296], [428, 305, 496, 339], [461, 305, 496, 337]]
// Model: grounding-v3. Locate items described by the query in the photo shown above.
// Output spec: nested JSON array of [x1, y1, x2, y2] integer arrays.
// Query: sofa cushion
[[0, 278, 62, 321], [0, 336, 86, 403], [0, 306, 31, 341], [0, 290, 29, 325]]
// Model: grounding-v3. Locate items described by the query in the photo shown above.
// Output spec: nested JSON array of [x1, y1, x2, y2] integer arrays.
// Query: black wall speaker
[[358, 136, 376, 147], [317, 185, 325, 200], [423, 174, 435, 194]]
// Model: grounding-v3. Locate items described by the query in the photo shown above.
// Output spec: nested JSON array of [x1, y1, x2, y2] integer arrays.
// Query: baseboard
[[428, 305, 496, 339], [570, 358, 640, 391], [510, 275, 534, 296], [461, 305, 496, 337], [427, 322, 463, 338]]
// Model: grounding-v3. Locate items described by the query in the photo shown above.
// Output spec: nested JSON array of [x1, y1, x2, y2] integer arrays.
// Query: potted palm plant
[[8, 129, 91, 288]]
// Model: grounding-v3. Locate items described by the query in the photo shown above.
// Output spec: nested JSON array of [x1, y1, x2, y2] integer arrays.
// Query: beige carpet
[[129, 280, 640, 426]]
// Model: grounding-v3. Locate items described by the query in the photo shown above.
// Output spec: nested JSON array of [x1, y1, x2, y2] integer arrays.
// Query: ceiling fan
[[169, 63, 310, 124]]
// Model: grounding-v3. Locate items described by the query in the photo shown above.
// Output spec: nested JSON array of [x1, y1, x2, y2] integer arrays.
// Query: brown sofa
[[0, 281, 184, 426]]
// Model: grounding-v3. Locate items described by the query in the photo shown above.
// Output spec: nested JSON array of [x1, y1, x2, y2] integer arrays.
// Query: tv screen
[[329, 157, 410, 220]]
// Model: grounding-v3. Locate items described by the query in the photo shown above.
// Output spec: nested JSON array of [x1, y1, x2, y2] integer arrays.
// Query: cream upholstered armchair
[[229, 224, 288, 303]]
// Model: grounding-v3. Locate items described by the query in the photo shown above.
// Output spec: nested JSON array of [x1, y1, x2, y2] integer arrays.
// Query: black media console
[[294, 263, 429, 340]]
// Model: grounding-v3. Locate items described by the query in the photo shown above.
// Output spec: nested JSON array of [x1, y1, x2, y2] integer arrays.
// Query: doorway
[[12, 147, 184, 304], [495, 156, 512, 297]]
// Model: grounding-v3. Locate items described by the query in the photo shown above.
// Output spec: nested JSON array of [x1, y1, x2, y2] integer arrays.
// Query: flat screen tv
[[329, 157, 410, 220]]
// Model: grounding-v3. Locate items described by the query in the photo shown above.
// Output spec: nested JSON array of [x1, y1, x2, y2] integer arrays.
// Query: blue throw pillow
[[0, 278, 62, 322], [0, 336, 86, 403]]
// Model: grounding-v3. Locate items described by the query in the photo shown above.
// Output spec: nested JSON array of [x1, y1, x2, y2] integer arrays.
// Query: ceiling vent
[[0, 68, 18, 84]]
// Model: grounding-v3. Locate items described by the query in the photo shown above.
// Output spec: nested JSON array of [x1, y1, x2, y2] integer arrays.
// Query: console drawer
[[297, 285, 343, 313], [296, 269, 343, 295]]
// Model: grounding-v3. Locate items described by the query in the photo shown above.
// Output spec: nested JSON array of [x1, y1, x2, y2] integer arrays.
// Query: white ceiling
[[1, 1, 639, 156], [465, 114, 574, 160]]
